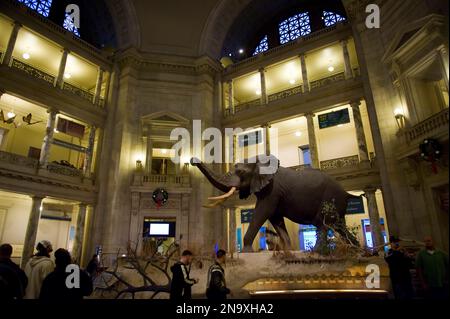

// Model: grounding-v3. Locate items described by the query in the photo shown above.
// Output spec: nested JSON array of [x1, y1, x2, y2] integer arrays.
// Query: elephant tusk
[[208, 187, 236, 201], [202, 198, 226, 208]]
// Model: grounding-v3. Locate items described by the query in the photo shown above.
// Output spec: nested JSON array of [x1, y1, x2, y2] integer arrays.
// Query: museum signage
[[318, 108, 350, 129], [346, 196, 365, 214], [241, 209, 254, 223]]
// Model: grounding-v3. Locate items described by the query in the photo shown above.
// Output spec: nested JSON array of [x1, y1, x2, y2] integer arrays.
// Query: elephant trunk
[[190, 158, 234, 193]]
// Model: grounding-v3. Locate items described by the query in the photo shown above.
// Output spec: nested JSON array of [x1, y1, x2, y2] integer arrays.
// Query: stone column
[[72, 204, 87, 263], [93, 68, 104, 105], [21, 196, 44, 268], [55, 48, 69, 88], [0, 89, 5, 99], [227, 80, 234, 114], [230, 208, 237, 256], [341, 39, 353, 79], [364, 188, 384, 250], [300, 53, 309, 92], [83, 125, 96, 177], [2, 21, 21, 66], [438, 46, 449, 92], [146, 136, 153, 174], [39, 109, 58, 167], [350, 100, 370, 163], [305, 113, 319, 168], [259, 67, 268, 105], [263, 124, 271, 155]]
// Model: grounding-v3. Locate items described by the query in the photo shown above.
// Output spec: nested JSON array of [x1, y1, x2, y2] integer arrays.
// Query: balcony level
[[0, 150, 96, 203]]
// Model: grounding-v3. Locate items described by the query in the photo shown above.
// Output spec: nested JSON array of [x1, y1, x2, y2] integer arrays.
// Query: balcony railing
[[142, 174, 190, 186], [310, 72, 346, 90], [46, 162, 83, 178], [268, 85, 303, 103], [234, 99, 261, 114], [11, 58, 55, 86], [320, 155, 360, 170], [62, 82, 94, 103], [0, 150, 38, 169], [403, 108, 449, 144]]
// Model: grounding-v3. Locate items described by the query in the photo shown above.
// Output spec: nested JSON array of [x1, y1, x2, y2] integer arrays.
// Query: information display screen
[[318, 108, 350, 129]]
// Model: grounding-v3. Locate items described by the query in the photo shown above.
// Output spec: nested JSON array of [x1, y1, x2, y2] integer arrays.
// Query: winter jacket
[[206, 262, 230, 301], [24, 256, 55, 299], [39, 266, 93, 300], [0, 258, 28, 299], [170, 262, 196, 300]]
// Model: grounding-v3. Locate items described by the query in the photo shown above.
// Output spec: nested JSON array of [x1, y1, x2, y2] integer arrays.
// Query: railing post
[[39, 109, 58, 168], [305, 112, 319, 168], [21, 196, 44, 268], [55, 48, 69, 89], [93, 67, 104, 105], [341, 39, 353, 79], [350, 99, 370, 164], [259, 67, 268, 105], [2, 21, 21, 66], [83, 125, 96, 177], [300, 53, 309, 92]]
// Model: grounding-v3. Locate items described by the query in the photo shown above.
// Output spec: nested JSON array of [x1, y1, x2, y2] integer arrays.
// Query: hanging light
[[328, 65, 335, 72], [22, 52, 30, 60], [64, 73, 72, 79], [394, 108, 406, 129], [6, 111, 16, 119]]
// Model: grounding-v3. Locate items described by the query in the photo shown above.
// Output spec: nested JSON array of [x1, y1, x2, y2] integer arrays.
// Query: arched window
[[63, 13, 80, 36], [17, 0, 53, 17], [253, 35, 269, 55], [279, 12, 311, 44], [322, 11, 346, 27]]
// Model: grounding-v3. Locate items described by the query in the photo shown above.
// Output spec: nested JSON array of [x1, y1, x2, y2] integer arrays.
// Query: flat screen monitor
[[144, 221, 176, 238], [149, 223, 170, 236]]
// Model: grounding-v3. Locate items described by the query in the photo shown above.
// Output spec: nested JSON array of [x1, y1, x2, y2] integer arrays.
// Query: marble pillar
[[93, 68, 104, 105], [2, 21, 21, 66], [300, 53, 309, 92], [21, 196, 44, 268], [230, 208, 237, 256], [351, 100, 370, 163], [259, 67, 268, 105], [39, 109, 58, 167], [55, 48, 69, 88], [263, 124, 271, 155], [72, 204, 87, 263], [341, 39, 353, 79], [305, 113, 319, 168], [227, 80, 234, 114], [364, 188, 384, 250], [83, 125, 96, 177], [438, 46, 449, 92], [146, 135, 153, 174]]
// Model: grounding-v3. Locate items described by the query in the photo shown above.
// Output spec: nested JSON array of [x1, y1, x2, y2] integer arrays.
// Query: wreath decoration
[[152, 188, 169, 208], [419, 138, 442, 174]]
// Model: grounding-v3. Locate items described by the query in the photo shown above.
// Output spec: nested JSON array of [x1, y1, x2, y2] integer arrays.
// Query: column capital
[[0, 88, 5, 96], [12, 21, 23, 28], [305, 112, 315, 118], [61, 48, 70, 54], [340, 38, 349, 46], [350, 99, 361, 108], [47, 108, 59, 115], [261, 122, 271, 128], [258, 67, 266, 73], [30, 195, 45, 201], [363, 186, 378, 194], [78, 203, 88, 210]]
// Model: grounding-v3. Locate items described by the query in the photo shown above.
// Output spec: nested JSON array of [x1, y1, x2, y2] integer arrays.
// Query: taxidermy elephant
[[190, 155, 359, 252]]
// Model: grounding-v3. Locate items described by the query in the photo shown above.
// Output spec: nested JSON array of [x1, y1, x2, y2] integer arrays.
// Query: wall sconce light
[[394, 108, 406, 130], [135, 160, 143, 171]]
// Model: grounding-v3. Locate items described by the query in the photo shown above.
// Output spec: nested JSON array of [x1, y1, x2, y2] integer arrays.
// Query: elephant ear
[[249, 155, 279, 194]]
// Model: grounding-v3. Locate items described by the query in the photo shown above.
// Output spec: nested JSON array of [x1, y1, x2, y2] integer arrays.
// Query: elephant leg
[[243, 197, 278, 252], [269, 216, 291, 251]]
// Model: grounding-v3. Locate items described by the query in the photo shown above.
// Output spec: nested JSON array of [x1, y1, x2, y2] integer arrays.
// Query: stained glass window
[[279, 12, 311, 44], [253, 35, 269, 55], [323, 11, 346, 27], [17, 0, 53, 17], [63, 12, 80, 36]]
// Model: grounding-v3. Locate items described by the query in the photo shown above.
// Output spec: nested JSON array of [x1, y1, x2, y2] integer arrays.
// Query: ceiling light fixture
[[289, 79, 296, 84], [295, 131, 302, 137], [255, 90, 261, 95], [328, 66, 335, 72], [64, 73, 72, 79], [238, 49, 244, 54], [7, 111, 16, 119], [22, 52, 30, 60], [162, 149, 168, 154]]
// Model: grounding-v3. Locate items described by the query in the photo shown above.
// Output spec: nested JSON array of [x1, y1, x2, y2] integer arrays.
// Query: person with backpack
[[206, 249, 230, 301]]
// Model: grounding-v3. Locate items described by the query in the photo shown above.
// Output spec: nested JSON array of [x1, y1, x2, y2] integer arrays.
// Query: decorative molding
[[320, 155, 360, 170]]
